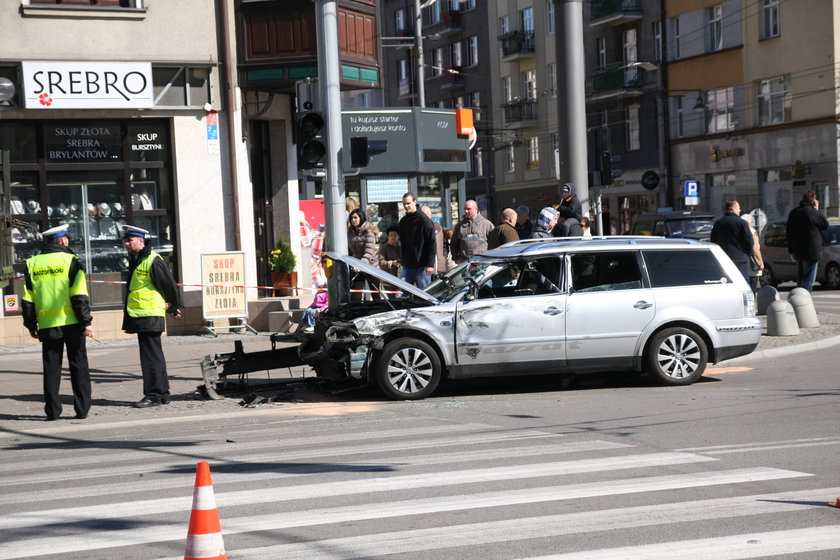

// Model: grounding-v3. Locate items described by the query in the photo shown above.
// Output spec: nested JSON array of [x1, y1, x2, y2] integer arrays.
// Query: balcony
[[499, 31, 536, 61], [441, 66, 464, 88], [590, 0, 642, 28], [589, 65, 643, 100], [502, 99, 538, 127]]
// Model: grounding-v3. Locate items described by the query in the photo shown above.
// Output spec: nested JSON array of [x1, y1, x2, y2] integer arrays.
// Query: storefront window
[[1, 119, 175, 310], [365, 176, 408, 243]]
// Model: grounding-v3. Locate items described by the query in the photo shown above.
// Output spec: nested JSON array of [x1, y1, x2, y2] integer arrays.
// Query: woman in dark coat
[[347, 209, 378, 266]]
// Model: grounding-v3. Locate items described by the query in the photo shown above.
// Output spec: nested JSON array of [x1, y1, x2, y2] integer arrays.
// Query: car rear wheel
[[823, 263, 840, 290], [761, 264, 778, 288], [645, 327, 708, 385], [375, 338, 441, 400]]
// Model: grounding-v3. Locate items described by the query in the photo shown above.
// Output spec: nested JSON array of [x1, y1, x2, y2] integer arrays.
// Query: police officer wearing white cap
[[21, 224, 95, 420], [121, 224, 182, 408]]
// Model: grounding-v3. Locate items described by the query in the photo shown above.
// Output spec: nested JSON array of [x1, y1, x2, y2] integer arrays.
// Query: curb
[[725, 333, 840, 363]]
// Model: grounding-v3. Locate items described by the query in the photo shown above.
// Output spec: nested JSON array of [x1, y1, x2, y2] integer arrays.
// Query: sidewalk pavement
[[2, 312, 840, 432]]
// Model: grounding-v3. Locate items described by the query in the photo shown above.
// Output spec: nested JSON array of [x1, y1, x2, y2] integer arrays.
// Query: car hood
[[324, 252, 440, 305]]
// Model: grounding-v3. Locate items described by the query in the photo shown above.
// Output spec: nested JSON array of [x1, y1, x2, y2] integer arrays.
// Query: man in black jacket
[[710, 200, 754, 283], [787, 190, 829, 291], [397, 193, 436, 288], [122, 225, 182, 408]]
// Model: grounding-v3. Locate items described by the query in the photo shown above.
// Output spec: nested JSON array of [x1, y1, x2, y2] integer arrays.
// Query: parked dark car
[[760, 218, 840, 289], [631, 210, 714, 240]]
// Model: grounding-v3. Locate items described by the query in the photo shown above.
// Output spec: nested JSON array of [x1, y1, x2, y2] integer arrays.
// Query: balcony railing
[[502, 99, 538, 124], [591, 67, 641, 92], [590, 0, 642, 25], [499, 31, 536, 57]]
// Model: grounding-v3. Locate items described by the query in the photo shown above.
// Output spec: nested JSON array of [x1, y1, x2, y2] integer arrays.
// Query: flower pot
[[271, 271, 298, 296]]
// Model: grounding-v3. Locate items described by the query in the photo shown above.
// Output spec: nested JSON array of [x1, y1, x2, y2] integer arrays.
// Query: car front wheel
[[375, 338, 442, 400], [823, 263, 840, 290], [645, 327, 708, 385]]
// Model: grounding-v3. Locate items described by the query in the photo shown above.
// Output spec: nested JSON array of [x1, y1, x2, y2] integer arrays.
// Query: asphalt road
[[1, 340, 838, 559]]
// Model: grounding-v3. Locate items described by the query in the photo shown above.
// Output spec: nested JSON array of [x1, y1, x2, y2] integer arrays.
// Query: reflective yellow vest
[[24, 252, 87, 329], [127, 251, 167, 318]]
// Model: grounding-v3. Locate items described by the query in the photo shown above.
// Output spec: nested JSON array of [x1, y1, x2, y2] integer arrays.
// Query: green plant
[[269, 236, 297, 273]]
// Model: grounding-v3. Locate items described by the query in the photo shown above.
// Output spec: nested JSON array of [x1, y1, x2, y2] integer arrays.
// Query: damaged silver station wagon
[[299, 237, 762, 400]]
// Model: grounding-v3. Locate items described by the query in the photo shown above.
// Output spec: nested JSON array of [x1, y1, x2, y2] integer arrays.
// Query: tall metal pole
[[559, 0, 589, 218], [315, 0, 347, 255], [414, 0, 425, 107]]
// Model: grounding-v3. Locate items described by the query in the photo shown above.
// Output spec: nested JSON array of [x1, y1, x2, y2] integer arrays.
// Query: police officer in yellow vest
[[22, 224, 95, 421], [122, 224, 182, 408]]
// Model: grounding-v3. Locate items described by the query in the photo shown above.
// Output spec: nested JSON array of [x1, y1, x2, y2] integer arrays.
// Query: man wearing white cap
[[121, 225, 182, 408], [22, 224, 95, 421]]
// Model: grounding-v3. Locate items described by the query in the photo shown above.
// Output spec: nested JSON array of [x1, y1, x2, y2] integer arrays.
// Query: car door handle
[[543, 307, 563, 316], [634, 301, 653, 309]]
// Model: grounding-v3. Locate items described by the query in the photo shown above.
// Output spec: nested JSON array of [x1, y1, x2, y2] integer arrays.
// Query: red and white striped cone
[[184, 461, 227, 560]]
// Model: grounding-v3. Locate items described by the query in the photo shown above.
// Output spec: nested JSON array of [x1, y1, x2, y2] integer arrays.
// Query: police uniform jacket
[[22, 244, 92, 341], [122, 244, 181, 333]]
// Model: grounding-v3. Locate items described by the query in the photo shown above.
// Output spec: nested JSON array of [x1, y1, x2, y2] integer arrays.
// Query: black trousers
[[137, 332, 170, 400], [41, 326, 91, 419]]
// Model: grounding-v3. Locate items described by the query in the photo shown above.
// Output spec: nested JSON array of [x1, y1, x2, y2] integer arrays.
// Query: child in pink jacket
[[299, 276, 328, 333]]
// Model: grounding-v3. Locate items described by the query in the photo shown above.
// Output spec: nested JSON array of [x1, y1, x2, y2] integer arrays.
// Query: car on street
[[760, 217, 840, 289], [630, 210, 715, 240], [300, 237, 761, 400]]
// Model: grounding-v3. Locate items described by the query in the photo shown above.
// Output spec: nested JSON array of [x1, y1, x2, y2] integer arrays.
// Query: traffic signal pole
[[315, 0, 348, 255]]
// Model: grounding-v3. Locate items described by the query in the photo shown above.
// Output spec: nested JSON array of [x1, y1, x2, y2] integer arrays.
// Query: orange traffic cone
[[184, 461, 227, 560]]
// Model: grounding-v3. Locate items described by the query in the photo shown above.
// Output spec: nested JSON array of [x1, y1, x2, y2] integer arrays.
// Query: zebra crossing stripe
[[153, 488, 840, 560], [0, 440, 632, 504], [0, 467, 811, 559], [0, 451, 715, 531], [515, 526, 840, 559]]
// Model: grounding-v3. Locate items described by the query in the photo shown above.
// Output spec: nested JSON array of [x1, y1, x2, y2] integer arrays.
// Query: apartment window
[[673, 17, 682, 59], [429, 0, 442, 24], [674, 96, 684, 138], [521, 7, 534, 33], [762, 0, 780, 39], [468, 91, 481, 120], [472, 148, 484, 176], [707, 86, 735, 134], [522, 69, 537, 100], [467, 36, 479, 66], [502, 76, 512, 102], [454, 96, 464, 108], [623, 28, 638, 85], [499, 16, 509, 35], [395, 9, 406, 33], [451, 41, 463, 67], [597, 37, 607, 69], [506, 144, 515, 173], [550, 133, 558, 176], [398, 59, 408, 81], [626, 104, 640, 151], [757, 76, 791, 125], [546, 0, 555, 34], [547, 63, 557, 98], [652, 21, 662, 61], [464, 0, 476, 9], [526, 136, 540, 169], [708, 5, 723, 52], [431, 48, 443, 76]]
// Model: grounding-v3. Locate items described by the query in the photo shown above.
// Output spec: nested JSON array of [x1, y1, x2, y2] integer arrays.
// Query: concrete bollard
[[788, 289, 820, 328], [766, 300, 800, 336], [756, 285, 779, 316]]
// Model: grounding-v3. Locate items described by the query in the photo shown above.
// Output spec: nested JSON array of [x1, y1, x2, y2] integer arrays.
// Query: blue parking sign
[[685, 180, 700, 197]]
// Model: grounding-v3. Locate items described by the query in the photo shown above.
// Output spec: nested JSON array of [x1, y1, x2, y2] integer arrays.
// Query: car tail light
[[742, 290, 756, 317]]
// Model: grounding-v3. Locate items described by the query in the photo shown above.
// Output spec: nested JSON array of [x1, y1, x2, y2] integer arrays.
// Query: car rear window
[[642, 250, 730, 287]]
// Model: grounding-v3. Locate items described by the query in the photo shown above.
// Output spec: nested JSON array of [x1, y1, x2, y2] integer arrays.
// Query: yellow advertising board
[[200, 252, 247, 320]]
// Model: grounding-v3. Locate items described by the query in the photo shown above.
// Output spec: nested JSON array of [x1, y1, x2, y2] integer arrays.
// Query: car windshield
[[425, 258, 506, 302], [666, 219, 713, 238]]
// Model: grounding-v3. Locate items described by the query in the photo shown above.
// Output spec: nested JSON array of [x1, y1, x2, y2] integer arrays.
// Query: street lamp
[[414, 0, 438, 108]]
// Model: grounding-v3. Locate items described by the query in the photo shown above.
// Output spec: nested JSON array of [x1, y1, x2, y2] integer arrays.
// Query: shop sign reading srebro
[[21, 61, 154, 109], [201, 252, 247, 320]]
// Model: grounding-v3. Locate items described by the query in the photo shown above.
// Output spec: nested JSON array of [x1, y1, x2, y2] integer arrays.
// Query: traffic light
[[350, 136, 388, 168], [295, 109, 326, 170]]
